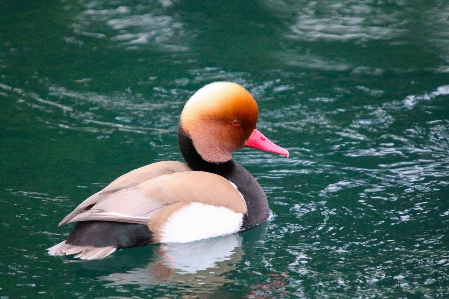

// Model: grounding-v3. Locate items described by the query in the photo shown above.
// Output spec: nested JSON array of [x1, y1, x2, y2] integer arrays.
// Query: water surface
[[1, 0, 449, 298]]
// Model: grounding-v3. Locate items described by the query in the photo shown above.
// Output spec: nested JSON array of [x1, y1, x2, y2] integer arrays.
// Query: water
[[1, 0, 449, 298]]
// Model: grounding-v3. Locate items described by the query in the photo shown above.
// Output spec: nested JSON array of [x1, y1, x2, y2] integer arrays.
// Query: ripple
[[286, 2, 407, 44], [66, 0, 189, 51], [422, 4, 449, 62], [1, 81, 187, 135], [276, 50, 353, 71]]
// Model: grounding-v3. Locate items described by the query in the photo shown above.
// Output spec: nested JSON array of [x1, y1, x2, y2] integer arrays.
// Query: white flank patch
[[160, 202, 244, 243]]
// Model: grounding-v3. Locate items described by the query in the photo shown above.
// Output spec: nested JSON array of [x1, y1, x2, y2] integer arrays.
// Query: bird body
[[48, 82, 288, 259]]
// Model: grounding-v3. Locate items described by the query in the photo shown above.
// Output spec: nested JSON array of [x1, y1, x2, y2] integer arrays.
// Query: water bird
[[48, 82, 289, 260]]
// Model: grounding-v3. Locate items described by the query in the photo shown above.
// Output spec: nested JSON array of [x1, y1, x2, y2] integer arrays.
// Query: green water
[[2, 0, 449, 298]]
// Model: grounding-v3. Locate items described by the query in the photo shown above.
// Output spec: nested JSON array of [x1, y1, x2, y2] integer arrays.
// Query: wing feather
[[59, 170, 247, 227], [59, 161, 191, 225]]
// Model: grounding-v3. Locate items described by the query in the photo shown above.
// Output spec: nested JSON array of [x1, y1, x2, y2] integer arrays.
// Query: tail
[[48, 241, 116, 260], [47, 221, 154, 260]]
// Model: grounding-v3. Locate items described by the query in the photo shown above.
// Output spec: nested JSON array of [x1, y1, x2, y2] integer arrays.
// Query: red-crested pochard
[[48, 82, 289, 260]]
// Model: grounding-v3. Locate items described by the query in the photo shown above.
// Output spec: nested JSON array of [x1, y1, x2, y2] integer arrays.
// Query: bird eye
[[231, 119, 241, 127]]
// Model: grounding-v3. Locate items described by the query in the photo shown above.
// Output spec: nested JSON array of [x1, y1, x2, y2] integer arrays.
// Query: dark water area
[[1, 0, 449, 298]]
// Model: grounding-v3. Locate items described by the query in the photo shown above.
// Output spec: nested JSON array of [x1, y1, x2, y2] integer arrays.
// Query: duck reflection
[[98, 223, 267, 292], [101, 234, 242, 286], [92, 222, 268, 298], [153, 234, 242, 279]]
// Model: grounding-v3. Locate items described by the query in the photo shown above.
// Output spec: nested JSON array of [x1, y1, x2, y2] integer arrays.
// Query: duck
[[48, 82, 289, 260]]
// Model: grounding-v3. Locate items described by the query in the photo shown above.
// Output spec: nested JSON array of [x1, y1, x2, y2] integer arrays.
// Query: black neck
[[178, 126, 235, 176], [177, 125, 270, 230]]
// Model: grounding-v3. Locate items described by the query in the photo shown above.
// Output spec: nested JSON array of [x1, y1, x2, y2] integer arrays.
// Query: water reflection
[[79, 225, 269, 299], [100, 235, 243, 291]]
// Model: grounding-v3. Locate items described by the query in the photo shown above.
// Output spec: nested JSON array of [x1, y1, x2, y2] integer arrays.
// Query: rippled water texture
[[1, 0, 449, 298]]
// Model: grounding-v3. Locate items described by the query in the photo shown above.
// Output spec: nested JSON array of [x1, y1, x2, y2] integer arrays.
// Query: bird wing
[[59, 161, 191, 225], [60, 170, 248, 226]]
